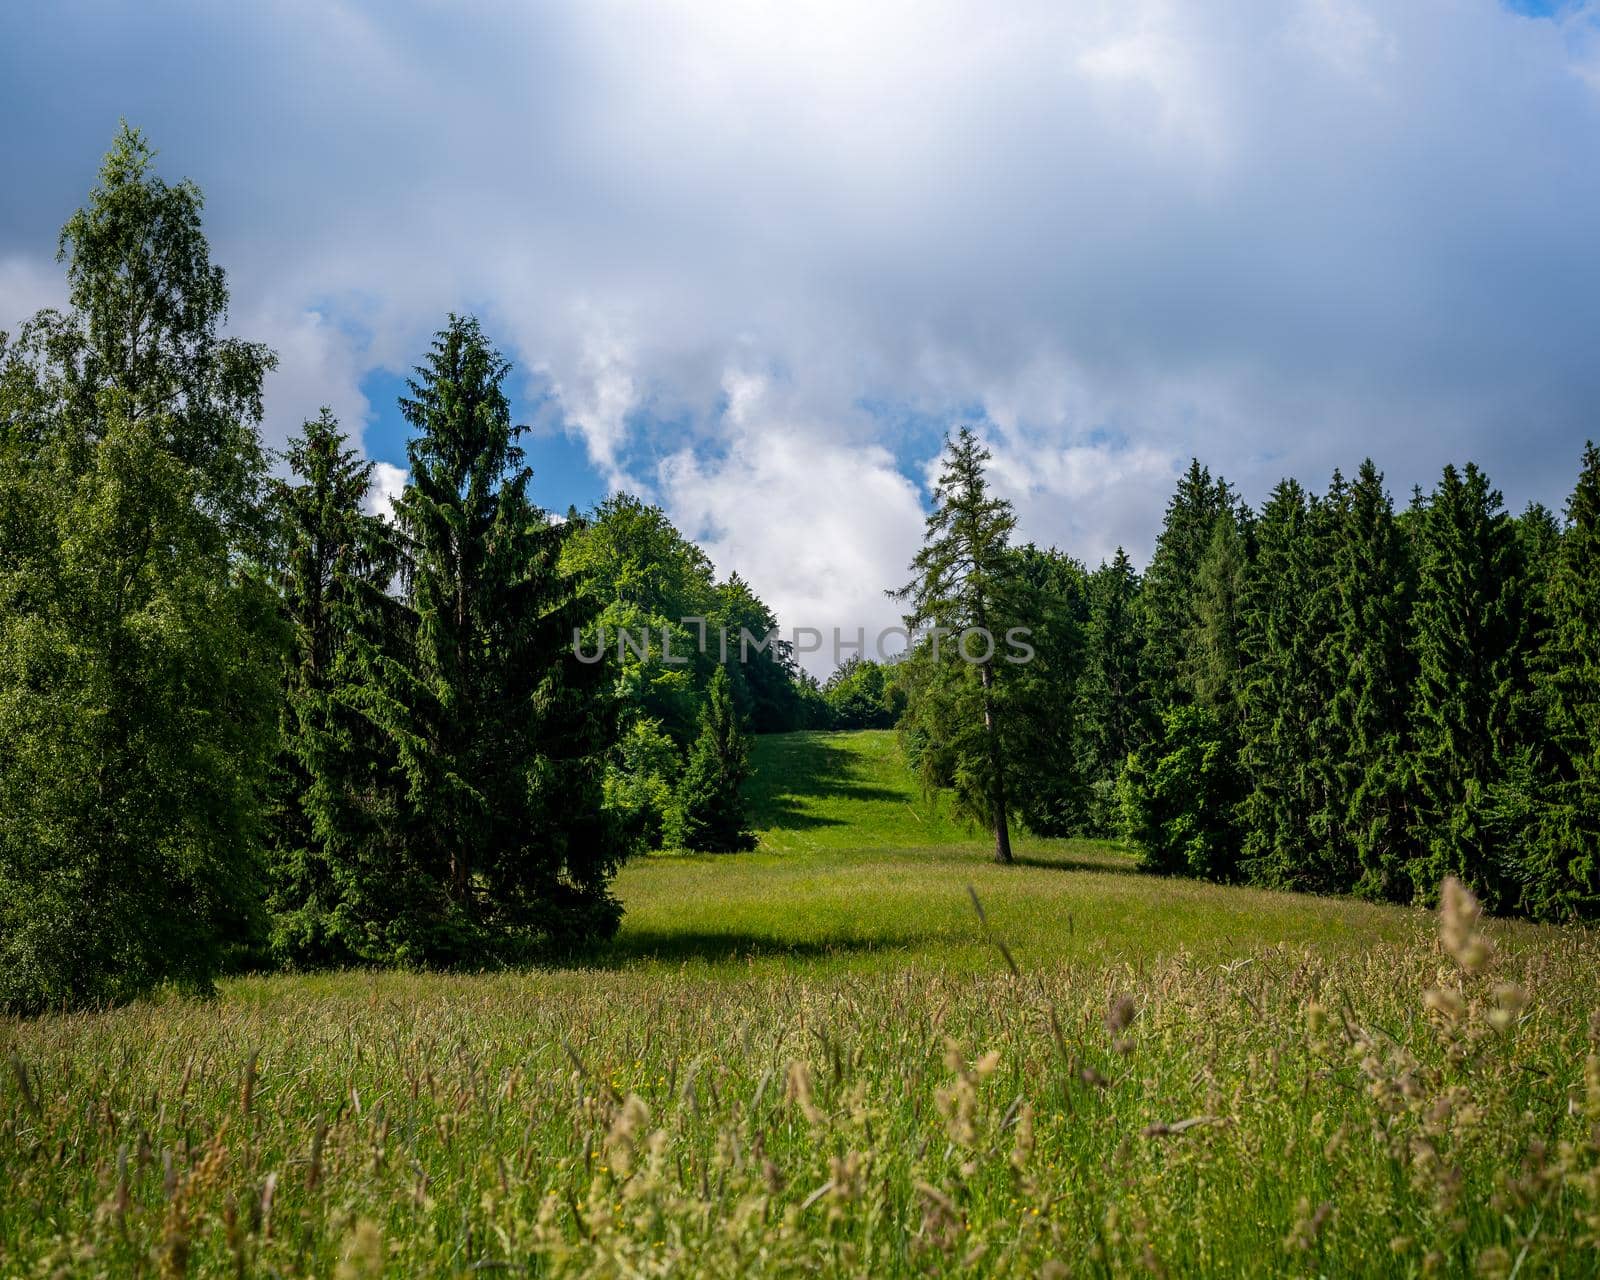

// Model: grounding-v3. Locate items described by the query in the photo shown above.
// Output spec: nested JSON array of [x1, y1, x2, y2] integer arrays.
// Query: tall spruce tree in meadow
[[671, 664, 756, 852], [1409, 463, 1530, 908], [264, 410, 405, 966], [1142, 459, 1237, 710], [0, 127, 283, 1010], [893, 428, 1024, 864], [373, 316, 624, 962], [1518, 444, 1600, 919], [1328, 460, 1419, 902]]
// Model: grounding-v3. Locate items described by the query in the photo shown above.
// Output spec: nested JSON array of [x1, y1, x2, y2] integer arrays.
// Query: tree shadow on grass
[[594, 928, 933, 968], [1011, 849, 1143, 877], [744, 732, 905, 832]]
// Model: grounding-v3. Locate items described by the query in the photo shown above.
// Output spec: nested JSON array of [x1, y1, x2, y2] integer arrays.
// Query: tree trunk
[[978, 660, 1013, 865]]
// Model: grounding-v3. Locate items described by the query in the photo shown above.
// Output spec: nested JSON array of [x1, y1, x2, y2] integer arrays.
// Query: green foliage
[[1236, 480, 1343, 891], [1112, 449, 1600, 923], [1078, 548, 1150, 789], [604, 716, 680, 852], [1328, 460, 1418, 902], [671, 665, 756, 852], [1517, 443, 1600, 919], [1070, 549, 1152, 836], [1408, 463, 1532, 908], [354, 316, 624, 962], [999, 544, 1090, 837], [1141, 458, 1238, 709], [564, 493, 720, 743], [715, 571, 813, 733], [1119, 704, 1243, 879], [565, 499, 810, 738], [821, 655, 903, 729], [262, 410, 403, 968], [564, 496, 813, 848], [893, 428, 1041, 863], [1185, 510, 1250, 726], [0, 126, 283, 1011]]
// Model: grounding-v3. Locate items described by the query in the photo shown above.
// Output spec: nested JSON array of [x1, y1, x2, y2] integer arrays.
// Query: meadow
[[4, 731, 1599, 1277]]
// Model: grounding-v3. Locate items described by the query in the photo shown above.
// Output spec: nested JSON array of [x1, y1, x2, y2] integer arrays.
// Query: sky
[[3, 1, 1599, 670]]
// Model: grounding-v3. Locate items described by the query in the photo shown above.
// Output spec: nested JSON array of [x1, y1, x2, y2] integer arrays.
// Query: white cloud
[[242, 304, 372, 456], [0, 256, 67, 331], [364, 461, 407, 523], [4, 0, 1600, 630], [659, 370, 927, 675]]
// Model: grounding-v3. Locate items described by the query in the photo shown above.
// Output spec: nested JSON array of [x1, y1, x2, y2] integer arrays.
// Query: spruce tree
[[1185, 512, 1250, 726], [1519, 444, 1600, 918], [0, 127, 282, 1010], [1118, 703, 1243, 880], [373, 316, 623, 961], [1002, 544, 1090, 837], [1142, 459, 1237, 710], [1328, 460, 1418, 901], [1236, 480, 1343, 890], [1080, 548, 1150, 784], [672, 665, 756, 852], [892, 428, 1023, 864], [1409, 463, 1529, 907], [264, 410, 402, 966]]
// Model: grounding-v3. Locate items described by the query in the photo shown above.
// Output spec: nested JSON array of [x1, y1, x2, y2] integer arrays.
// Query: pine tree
[[672, 665, 756, 852], [1142, 460, 1237, 710], [892, 428, 1023, 864], [1003, 544, 1090, 837], [1118, 703, 1243, 880], [1409, 463, 1530, 907], [263, 410, 402, 966], [0, 127, 282, 1010], [1519, 444, 1600, 919], [1185, 513, 1250, 726], [371, 316, 624, 962], [1328, 460, 1418, 901], [1236, 480, 1343, 890], [1081, 548, 1150, 782]]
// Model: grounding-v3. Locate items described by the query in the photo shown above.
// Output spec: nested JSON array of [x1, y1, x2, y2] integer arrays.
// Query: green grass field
[[4, 731, 1599, 1276], [613, 730, 1446, 976]]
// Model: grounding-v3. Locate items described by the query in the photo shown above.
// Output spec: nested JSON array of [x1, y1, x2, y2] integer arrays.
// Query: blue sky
[[357, 367, 606, 515], [3, 1, 1599, 657]]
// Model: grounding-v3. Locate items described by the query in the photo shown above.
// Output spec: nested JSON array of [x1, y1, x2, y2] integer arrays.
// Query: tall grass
[[4, 732, 1597, 1274], [3, 877, 1597, 1275]]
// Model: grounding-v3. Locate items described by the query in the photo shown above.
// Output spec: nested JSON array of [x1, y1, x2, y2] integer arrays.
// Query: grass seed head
[[1439, 877, 1493, 973]]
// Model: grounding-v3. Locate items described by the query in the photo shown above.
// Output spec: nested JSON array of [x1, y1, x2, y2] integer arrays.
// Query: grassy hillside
[[611, 729, 1468, 974], [4, 731, 1598, 1277]]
